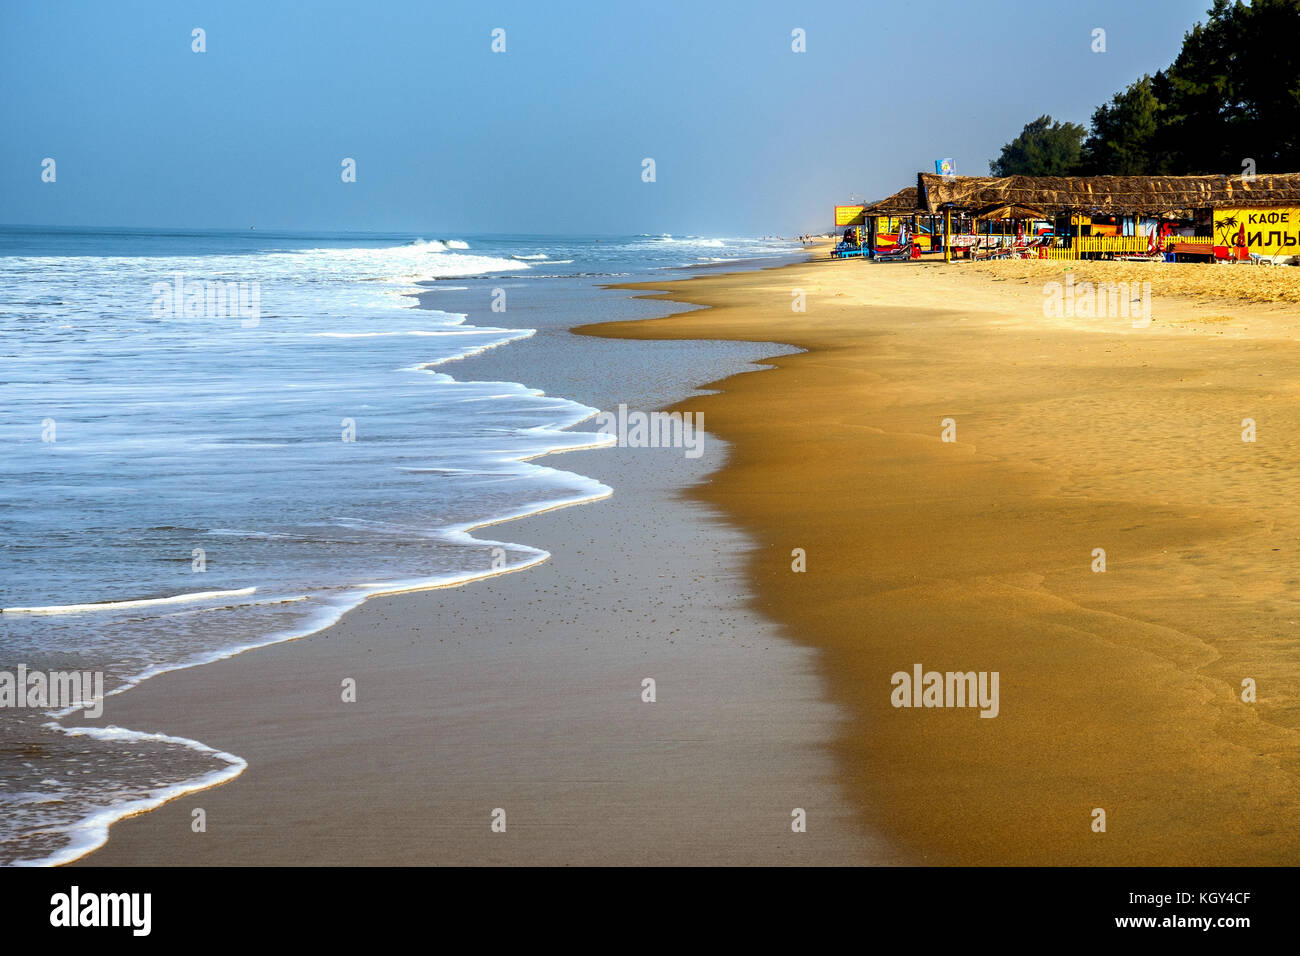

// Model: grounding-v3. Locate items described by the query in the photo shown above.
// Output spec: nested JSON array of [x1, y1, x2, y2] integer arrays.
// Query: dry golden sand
[[578, 251, 1300, 865], [971, 257, 1300, 304]]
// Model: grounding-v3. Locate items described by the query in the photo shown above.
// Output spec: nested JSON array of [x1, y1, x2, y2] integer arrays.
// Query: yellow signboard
[[835, 205, 866, 227], [1213, 208, 1300, 254]]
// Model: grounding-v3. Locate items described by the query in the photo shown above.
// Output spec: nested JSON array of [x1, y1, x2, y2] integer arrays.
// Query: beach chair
[[1114, 230, 1167, 262], [1114, 247, 1165, 262], [1249, 252, 1290, 266], [872, 242, 916, 262], [1010, 237, 1045, 259], [971, 239, 1014, 261]]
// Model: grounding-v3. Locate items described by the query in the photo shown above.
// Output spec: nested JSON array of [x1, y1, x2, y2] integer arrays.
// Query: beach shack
[[916, 172, 1300, 263], [859, 187, 947, 257]]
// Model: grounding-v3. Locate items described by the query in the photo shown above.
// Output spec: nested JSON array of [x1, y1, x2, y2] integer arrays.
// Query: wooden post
[[944, 209, 951, 262]]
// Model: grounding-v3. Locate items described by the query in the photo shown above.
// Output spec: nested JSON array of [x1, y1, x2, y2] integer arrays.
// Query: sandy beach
[[578, 251, 1300, 865], [63, 249, 1300, 866]]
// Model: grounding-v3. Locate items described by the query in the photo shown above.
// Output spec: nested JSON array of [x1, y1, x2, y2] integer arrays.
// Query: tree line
[[991, 0, 1300, 177]]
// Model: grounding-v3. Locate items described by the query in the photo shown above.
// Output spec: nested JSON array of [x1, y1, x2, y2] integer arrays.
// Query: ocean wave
[[651, 236, 725, 248], [312, 329, 517, 338], [406, 238, 470, 251], [288, 245, 526, 279], [414, 328, 536, 365]]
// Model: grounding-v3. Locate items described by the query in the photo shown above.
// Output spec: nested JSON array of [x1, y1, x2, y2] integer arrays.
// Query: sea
[[0, 227, 803, 865]]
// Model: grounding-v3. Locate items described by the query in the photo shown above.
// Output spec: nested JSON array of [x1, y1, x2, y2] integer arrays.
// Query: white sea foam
[[312, 329, 511, 338], [290, 243, 525, 279], [418, 328, 536, 365], [407, 238, 470, 252], [3, 587, 258, 615], [14, 725, 247, 867]]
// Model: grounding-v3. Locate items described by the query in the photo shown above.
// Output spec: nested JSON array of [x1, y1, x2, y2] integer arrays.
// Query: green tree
[[1080, 76, 1163, 175], [1154, 0, 1300, 173], [990, 115, 1086, 176]]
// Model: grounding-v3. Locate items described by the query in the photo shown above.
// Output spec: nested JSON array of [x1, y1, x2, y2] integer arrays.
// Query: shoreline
[[28, 338, 618, 867], [31, 252, 809, 866], [66, 253, 893, 866], [35, 482, 615, 868]]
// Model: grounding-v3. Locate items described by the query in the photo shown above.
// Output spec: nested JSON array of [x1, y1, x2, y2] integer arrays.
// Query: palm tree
[[1215, 214, 1240, 245]]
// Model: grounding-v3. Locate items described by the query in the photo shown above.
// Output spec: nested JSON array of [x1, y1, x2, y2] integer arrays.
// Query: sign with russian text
[[1213, 208, 1300, 254]]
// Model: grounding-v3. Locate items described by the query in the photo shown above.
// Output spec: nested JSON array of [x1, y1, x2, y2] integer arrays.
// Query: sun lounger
[[971, 240, 1015, 261], [872, 242, 918, 262], [1010, 237, 1046, 259]]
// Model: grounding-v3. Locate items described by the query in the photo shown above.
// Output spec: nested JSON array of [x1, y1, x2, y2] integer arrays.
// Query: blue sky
[[1, 0, 1210, 235]]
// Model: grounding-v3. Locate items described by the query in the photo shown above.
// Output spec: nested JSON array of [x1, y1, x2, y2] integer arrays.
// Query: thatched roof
[[974, 203, 1049, 221], [917, 172, 1300, 217], [862, 186, 923, 216]]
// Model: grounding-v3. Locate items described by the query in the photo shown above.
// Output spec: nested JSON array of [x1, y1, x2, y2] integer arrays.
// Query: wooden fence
[[1033, 235, 1215, 260]]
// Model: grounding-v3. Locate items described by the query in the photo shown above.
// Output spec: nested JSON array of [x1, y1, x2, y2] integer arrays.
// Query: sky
[[0, 0, 1212, 236]]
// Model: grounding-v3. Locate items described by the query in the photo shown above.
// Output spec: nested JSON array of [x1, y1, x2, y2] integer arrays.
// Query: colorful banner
[[1213, 208, 1300, 253], [835, 205, 866, 227]]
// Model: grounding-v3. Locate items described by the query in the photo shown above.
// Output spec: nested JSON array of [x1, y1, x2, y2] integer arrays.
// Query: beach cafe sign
[[835, 205, 866, 227], [1213, 208, 1300, 254]]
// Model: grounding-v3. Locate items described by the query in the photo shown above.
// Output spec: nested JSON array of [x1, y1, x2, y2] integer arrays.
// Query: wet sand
[[71, 266, 896, 866]]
